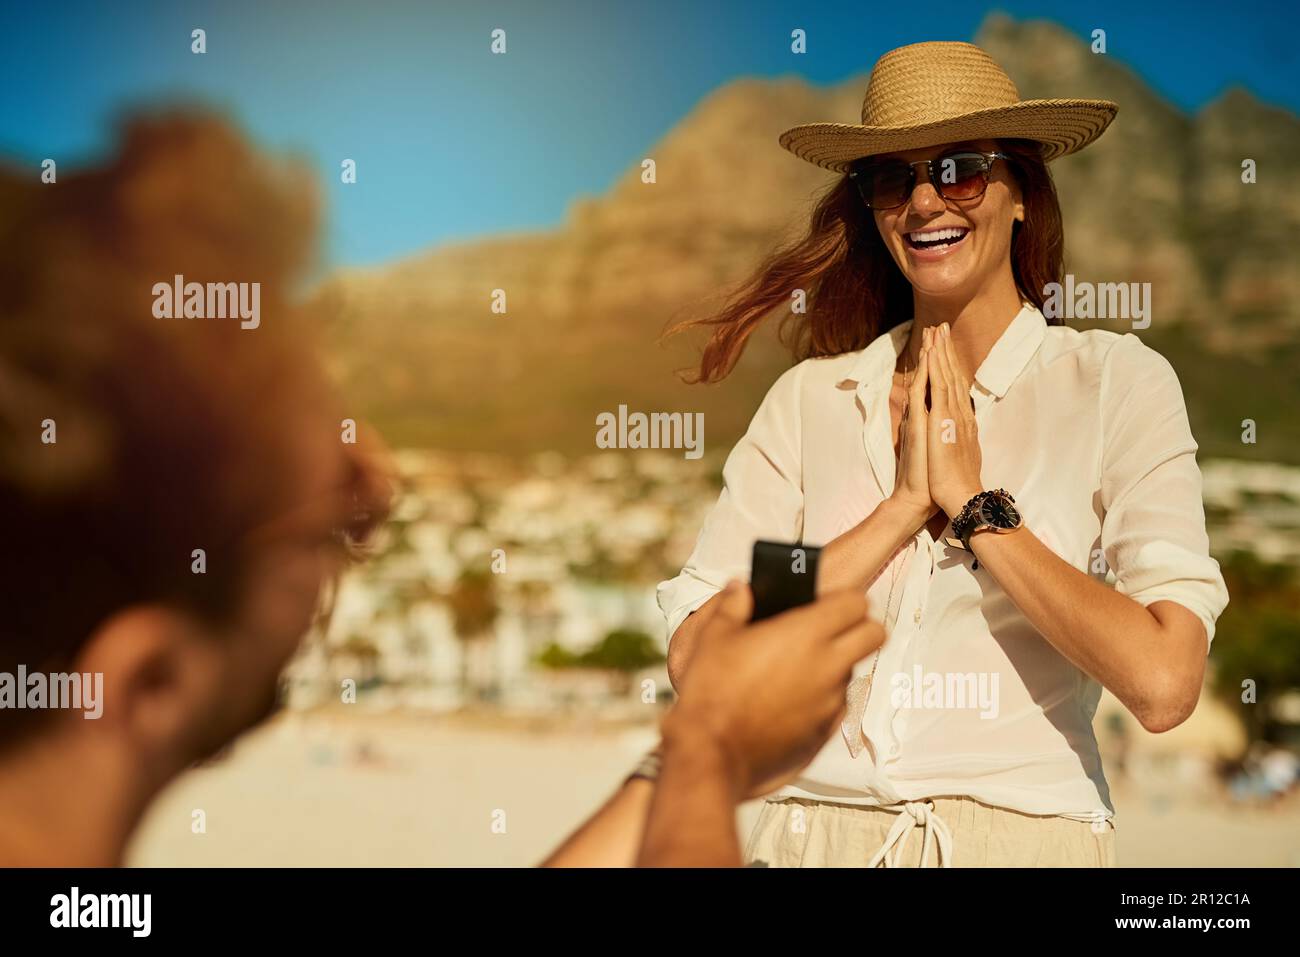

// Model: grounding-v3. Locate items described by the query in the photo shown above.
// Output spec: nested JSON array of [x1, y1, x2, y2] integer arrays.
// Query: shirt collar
[[972, 302, 1047, 398], [836, 302, 1046, 399], [837, 320, 913, 394]]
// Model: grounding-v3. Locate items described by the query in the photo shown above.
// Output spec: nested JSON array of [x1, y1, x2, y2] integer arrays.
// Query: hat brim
[[778, 98, 1118, 172]]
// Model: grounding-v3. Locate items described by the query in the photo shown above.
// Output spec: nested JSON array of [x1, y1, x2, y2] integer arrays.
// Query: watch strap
[[951, 490, 988, 548]]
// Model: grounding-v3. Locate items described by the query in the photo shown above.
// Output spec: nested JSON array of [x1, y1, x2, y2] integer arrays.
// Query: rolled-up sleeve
[[655, 363, 807, 645], [1098, 333, 1229, 648]]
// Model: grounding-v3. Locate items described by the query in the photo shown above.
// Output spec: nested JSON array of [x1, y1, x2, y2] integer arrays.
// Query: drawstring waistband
[[865, 800, 954, 867]]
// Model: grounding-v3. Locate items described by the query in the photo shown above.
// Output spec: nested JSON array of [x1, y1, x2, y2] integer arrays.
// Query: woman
[[656, 41, 1229, 867]]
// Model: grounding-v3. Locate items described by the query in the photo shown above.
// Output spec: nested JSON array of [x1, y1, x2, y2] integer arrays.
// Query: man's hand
[[637, 583, 883, 865], [661, 581, 884, 800]]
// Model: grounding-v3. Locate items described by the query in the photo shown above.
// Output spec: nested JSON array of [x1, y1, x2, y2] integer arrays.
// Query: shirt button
[[912, 608, 922, 624]]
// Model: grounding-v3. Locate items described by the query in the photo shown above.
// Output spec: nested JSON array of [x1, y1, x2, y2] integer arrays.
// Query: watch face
[[979, 494, 1021, 529]]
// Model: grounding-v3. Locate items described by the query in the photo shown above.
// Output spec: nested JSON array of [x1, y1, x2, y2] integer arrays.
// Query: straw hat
[[779, 41, 1118, 172]]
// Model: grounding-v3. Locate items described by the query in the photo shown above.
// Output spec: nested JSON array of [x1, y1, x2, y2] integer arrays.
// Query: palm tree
[[447, 568, 500, 703]]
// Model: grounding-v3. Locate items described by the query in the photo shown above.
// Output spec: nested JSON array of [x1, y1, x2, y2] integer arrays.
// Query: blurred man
[[0, 114, 394, 865], [0, 114, 882, 867]]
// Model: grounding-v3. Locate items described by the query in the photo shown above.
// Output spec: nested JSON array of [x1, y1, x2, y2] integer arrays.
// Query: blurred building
[[283, 449, 712, 717]]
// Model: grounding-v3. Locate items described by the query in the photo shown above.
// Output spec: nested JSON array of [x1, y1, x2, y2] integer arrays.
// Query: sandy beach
[[126, 711, 1300, 868]]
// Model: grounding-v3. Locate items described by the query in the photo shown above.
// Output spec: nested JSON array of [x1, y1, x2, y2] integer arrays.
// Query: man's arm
[[539, 777, 655, 867], [635, 721, 744, 867]]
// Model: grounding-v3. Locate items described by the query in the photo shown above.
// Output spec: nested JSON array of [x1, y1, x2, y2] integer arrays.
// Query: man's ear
[[74, 606, 225, 765]]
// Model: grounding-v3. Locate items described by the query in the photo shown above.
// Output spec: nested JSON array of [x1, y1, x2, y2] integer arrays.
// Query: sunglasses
[[847, 150, 1011, 210]]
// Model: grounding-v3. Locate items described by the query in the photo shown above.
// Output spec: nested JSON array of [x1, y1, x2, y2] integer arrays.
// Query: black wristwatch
[[946, 488, 1023, 568]]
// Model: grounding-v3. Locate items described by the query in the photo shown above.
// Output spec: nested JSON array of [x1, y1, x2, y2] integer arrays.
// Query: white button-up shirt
[[657, 303, 1229, 820]]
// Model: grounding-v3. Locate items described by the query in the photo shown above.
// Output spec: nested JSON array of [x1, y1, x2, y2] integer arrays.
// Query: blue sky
[[1, 0, 1295, 266]]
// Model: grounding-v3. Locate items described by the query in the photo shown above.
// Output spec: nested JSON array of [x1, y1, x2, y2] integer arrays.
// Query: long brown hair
[[669, 138, 1064, 383]]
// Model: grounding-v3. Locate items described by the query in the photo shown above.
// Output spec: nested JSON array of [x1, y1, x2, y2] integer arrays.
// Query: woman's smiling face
[[870, 138, 1025, 303]]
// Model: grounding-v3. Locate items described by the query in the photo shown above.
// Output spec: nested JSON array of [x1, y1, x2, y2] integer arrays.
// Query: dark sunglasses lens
[[856, 161, 911, 208], [938, 155, 991, 200]]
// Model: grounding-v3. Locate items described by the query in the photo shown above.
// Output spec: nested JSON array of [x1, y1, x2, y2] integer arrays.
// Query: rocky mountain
[[315, 14, 1300, 462], [978, 16, 1300, 351]]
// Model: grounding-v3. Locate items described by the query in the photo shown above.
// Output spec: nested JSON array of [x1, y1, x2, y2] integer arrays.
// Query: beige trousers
[[743, 796, 1116, 867]]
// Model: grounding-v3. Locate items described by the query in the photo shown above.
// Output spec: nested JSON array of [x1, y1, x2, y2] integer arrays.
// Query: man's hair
[[0, 112, 381, 740]]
